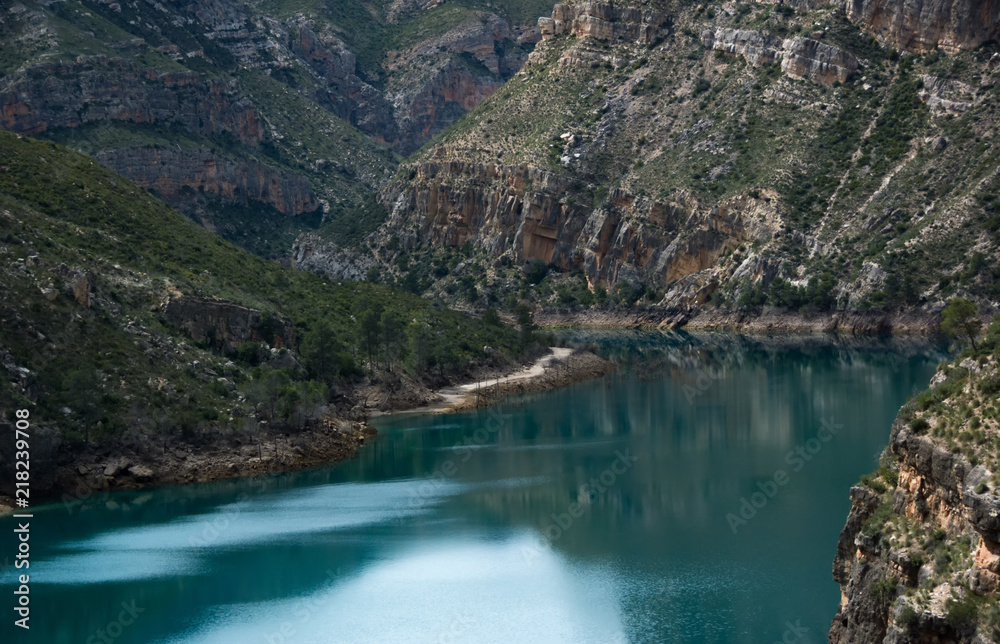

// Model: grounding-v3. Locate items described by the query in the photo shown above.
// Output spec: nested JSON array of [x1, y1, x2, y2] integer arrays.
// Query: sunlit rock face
[[846, 0, 1000, 53]]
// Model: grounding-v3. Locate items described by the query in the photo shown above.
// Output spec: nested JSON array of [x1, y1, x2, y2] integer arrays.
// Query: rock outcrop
[[289, 11, 533, 155], [0, 57, 262, 144], [287, 21, 400, 145], [383, 156, 778, 300], [702, 28, 859, 85], [161, 296, 296, 352], [831, 359, 1000, 642], [291, 233, 377, 281], [847, 0, 1000, 53], [539, 1, 672, 44], [95, 147, 319, 217]]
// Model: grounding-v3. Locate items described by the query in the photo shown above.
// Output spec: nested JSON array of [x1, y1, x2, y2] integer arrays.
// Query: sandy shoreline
[[388, 347, 615, 415]]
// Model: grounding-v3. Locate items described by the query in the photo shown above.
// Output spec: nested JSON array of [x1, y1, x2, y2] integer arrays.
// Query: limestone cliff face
[[287, 21, 400, 145], [387, 60, 506, 156], [95, 148, 319, 217], [291, 233, 376, 281], [0, 57, 262, 144], [847, 0, 1000, 53], [384, 154, 778, 301], [831, 360, 1000, 642], [538, 1, 671, 44], [701, 28, 859, 85], [288, 11, 533, 155]]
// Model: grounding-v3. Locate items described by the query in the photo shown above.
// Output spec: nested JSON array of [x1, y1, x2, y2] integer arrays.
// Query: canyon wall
[[0, 57, 262, 144], [384, 156, 779, 303], [96, 148, 319, 217], [831, 359, 1000, 642], [701, 27, 859, 85], [847, 0, 1000, 53]]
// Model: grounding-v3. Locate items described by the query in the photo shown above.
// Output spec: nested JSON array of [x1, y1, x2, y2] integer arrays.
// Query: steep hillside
[[830, 318, 1000, 642], [0, 0, 553, 258], [0, 131, 526, 497], [307, 0, 1000, 326]]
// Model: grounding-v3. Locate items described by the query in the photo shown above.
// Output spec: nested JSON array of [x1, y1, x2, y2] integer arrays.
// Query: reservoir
[[1, 333, 945, 643]]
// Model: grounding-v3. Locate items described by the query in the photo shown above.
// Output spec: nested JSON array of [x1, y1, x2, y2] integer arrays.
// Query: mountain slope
[[0, 0, 554, 259], [0, 131, 523, 496], [306, 0, 1000, 323]]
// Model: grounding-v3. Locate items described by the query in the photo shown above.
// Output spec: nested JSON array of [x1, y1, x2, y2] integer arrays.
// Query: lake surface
[[2, 332, 946, 644]]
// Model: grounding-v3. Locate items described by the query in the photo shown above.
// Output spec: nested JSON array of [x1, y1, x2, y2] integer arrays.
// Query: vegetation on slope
[[371, 0, 1000, 318], [847, 301, 1000, 640], [0, 132, 525, 449]]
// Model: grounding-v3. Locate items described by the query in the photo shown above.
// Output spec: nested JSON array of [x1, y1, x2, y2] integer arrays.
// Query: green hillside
[[0, 132, 519, 445]]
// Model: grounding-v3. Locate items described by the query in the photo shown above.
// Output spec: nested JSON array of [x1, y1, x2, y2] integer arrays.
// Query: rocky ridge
[[293, 0, 1000, 325], [831, 341, 1000, 642], [0, 0, 549, 258], [847, 0, 1000, 54]]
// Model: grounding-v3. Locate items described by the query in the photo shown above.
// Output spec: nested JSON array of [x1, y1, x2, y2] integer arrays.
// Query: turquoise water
[[2, 333, 945, 643]]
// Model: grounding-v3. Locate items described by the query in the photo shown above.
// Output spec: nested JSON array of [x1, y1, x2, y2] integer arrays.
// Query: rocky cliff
[[296, 0, 1000, 320], [701, 27, 859, 85], [95, 147, 319, 217], [161, 296, 297, 352], [0, 57, 262, 144], [847, 0, 1000, 53], [0, 0, 548, 259], [382, 156, 781, 305], [538, 1, 672, 43], [830, 346, 1000, 642]]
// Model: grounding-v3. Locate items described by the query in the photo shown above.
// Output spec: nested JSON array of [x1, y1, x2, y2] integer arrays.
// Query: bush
[[945, 596, 979, 631], [861, 499, 895, 538], [910, 417, 930, 433], [981, 375, 1000, 396], [898, 605, 920, 628], [870, 576, 898, 605]]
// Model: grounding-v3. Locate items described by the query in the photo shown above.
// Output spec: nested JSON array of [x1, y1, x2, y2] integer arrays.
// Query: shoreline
[[532, 307, 944, 334], [0, 313, 938, 513], [386, 347, 617, 415], [0, 348, 615, 513]]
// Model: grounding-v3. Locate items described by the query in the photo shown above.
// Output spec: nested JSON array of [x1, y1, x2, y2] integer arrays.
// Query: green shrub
[[897, 605, 920, 628], [861, 499, 895, 538], [945, 596, 979, 630], [870, 576, 898, 605]]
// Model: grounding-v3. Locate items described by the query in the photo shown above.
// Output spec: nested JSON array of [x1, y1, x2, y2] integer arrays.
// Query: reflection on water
[[1, 332, 946, 644]]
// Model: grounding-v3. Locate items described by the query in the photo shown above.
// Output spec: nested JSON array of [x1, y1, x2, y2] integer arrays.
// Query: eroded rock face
[[830, 416, 1000, 642], [95, 148, 319, 217], [290, 12, 531, 155], [383, 157, 776, 300], [0, 57, 262, 144], [385, 12, 531, 155], [847, 0, 1000, 53], [702, 28, 859, 85], [288, 22, 400, 145], [388, 59, 506, 156], [291, 233, 376, 281], [161, 296, 296, 353], [539, 1, 672, 44]]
